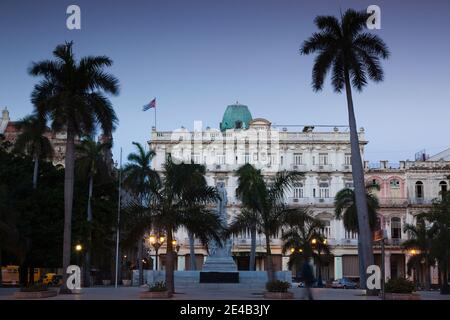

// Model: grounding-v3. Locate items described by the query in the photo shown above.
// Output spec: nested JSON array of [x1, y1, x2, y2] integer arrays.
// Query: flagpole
[[154, 105, 157, 130], [114, 147, 122, 288]]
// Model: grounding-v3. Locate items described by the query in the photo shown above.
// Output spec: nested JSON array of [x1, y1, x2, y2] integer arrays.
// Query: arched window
[[415, 181, 424, 199], [375, 216, 382, 231], [439, 181, 448, 195], [391, 217, 401, 239]]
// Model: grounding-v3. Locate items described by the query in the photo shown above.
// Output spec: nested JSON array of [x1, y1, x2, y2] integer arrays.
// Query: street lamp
[[149, 235, 165, 270], [75, 244, 82, 266]]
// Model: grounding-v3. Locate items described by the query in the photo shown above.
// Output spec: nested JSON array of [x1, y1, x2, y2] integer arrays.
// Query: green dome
[[220, 103, 253, 131]]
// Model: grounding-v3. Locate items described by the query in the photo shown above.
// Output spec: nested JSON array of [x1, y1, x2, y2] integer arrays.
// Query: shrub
[[148, 281, 167, 292], [266, 280, 291, 293], [385, 278, 415, 294], [20, 283, 48, 292]]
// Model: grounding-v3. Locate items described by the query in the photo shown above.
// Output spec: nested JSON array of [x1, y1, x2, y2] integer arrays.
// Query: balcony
[[289, 197, 334, 205], [378, 197, 408, 207], [317, 164, 333, 172]]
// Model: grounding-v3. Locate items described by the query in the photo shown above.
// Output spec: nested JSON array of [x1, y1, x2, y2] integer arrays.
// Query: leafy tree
[[13, 114, 53, 189], [29, 41, 119, 287], [301, 9, 390, 287]]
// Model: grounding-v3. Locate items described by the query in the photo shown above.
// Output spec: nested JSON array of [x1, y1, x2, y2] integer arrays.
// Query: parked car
[[331, 278, 358, 289], [42, 273, 63, 286]]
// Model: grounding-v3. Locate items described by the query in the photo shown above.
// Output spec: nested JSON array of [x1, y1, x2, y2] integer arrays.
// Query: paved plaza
[[1, 286, 449, 300]]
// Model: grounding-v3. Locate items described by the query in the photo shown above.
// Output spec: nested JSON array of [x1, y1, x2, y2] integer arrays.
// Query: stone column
[[178, 255, 186, 271], [334, 256, 343, 280], [282, 257, 289, 271], [384, 252, 391, 280]]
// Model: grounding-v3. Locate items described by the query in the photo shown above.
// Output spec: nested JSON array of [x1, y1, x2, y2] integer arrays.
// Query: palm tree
[[282, 216, 331, 285], [334, 187, 379, 233], [148, 159, 224, 293], [13, 115, 53, 189], [403, 219, 434, 290], [122, 142, 158, 285], [334, 186, 379, 285], [233, 164, 266, 271], [421, 192, 450, 294], [29, 42, 119, 288], [174, 162, 215, 271], [301, 9, 390, 288], [76, 136, 112, 287], [230, 164, 302, 281]]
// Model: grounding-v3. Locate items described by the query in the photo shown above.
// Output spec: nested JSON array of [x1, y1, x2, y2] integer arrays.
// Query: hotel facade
[[148, 103, 450, 285]]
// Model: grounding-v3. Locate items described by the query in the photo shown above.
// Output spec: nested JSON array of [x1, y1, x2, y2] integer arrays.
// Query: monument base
[[199, 272, 239, 283]]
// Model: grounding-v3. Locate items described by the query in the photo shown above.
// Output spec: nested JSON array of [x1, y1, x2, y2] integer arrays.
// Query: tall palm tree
[[301, 9, 390, 288], [148, 159, 224, 293], [29, 42, 119, 288], [174, 162, 215, 271], [233, 164, 266, 271], [122, 142, 158, 285], [334, 186, 379, 285], [76, 136, 112, 287], [230, 164, 302, 281], [403, 219, 434, 290], [13, 115, 54, 189]]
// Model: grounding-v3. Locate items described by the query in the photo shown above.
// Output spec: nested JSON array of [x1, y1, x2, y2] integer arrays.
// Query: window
[[320, 220, 331, 238], [244, 153, 250, 164], [193, 153, 201, 164], [345, 153, 351, 165], [216, 154, 225, 165], [269, 153, 276, 165], [415, 181, 424, 199], [294, 153, 303, 165], [280, 156, 284, 165], [391, 217, 401, 239], [345, 181, 354, 189], [345, 230, 357, 239], [319, 153, 329, 165], [440, 181, 448, 195], [319, 182, 329, 198], [390, 179, 400, 189], [293, 183, 304, 198]]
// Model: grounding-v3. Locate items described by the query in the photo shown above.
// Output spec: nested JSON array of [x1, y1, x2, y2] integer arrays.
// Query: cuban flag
[[142, 98, 156, 111]]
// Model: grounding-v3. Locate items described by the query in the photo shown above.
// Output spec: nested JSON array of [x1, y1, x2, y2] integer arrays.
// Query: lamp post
[[149, 235, 165, 270], [75, 244, 83, 267]]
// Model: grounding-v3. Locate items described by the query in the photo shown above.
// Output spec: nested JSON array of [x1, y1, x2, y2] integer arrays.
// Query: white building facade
[[147, 103, 450, 285]]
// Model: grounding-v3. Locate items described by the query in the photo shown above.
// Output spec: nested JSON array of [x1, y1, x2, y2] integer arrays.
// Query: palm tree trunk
[[138, 239, 143, 285], [425, 260, 431, 290], [344, 68, 374, 289], [32, 154, 39, 189], [165, 229, 175, 293], [265, 233, 274, 282], [0, 249, 2, 287], [188, 232, 197, 270], [250, 227, 256, 271], [84, 175, 94, 287], [62, 129, 76, 290]]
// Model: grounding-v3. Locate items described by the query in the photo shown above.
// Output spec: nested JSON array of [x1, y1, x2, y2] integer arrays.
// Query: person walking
[[302, 259, 315, 300]]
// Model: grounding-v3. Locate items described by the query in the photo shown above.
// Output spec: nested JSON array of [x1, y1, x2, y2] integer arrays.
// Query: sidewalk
[[1, 286, 449, 300]]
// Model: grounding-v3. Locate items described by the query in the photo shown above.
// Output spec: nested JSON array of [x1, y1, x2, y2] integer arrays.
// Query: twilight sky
[[1, 0, 449, 164]]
